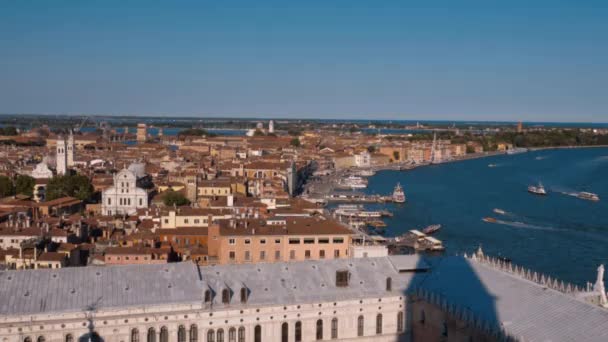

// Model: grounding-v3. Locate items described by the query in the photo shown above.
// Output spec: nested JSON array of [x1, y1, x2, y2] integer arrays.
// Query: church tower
[[67, 131, 74, 167], [56, 135, 68, 175]]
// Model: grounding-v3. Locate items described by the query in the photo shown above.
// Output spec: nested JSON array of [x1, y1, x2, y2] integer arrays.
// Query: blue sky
[[1, 1, 607, 122]]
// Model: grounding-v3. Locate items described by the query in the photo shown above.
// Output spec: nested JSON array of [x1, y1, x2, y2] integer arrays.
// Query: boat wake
[[483, 218, 564, 232]]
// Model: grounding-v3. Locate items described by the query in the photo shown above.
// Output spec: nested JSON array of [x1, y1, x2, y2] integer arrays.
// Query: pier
[[324, 192, 394, 203]]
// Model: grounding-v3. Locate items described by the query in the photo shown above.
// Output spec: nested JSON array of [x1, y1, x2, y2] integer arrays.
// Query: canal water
[[363, 147, 608, 285]]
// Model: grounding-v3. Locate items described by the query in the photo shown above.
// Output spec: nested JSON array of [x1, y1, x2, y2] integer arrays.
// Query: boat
[[577, 192, 600, 201], [422, 224, 441, 235], [493, 208, 506, 215], [338, 176, 368, 189], [528, 182, 547, 195], [392, 183, 406, 203], [483, 217, 497, 223], [355, 169, 376, 177], [488, 163, 497, 168], [507, 147, 528, 155]]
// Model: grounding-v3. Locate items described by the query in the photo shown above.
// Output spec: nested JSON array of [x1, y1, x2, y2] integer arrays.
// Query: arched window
[[207, 330, 215, 342], [228, 328, 236, 342], [204, 290, 212, 303], [295, 321, 302, 342], [132, 328, 140, 342], [254, 325, 261, 342], [357, 316, 364, 336], [160, 326, 169, 342], [376, 314, 383, 335], [397, 311, 404, 332], [217, 328, 224, 342], [240, 287, 248, 303], [442, 322, 448, 337], [386, 277, 392, 291], [238, 327, 245, 342], [331, 318, 338, 339], [178, 325, 187, 342], [65, 334, 74, 342], [37, 337, 45, 342], [222, 289, 230, 304], [281, 322, 288, 342], [420, 310, 426, 325], [190, 324, 198, 342], [24, 338, 32, 342], [316, 319, 323, 340], [148, 328, 157, 342]]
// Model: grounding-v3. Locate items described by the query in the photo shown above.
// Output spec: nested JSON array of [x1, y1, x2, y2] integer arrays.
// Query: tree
[[14, 175, 35, 197], [290, 138, 301, 147], [163, 190, 190, 206], [367, 145, 376, 153], [46, 175, 93, 201], [0, 175, 14, 197], [253, 129, 265, 136]]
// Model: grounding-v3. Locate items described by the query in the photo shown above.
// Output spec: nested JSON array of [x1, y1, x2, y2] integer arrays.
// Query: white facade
[[56, 136, 67, 175], [355, 151, 371, 168], [101, 169, 148, 216], [31, 162, 53, 179], [269, 120, 275, 133]]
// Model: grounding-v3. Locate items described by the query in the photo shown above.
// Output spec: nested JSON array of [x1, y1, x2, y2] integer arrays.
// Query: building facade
[[101, 169, 149, 216]]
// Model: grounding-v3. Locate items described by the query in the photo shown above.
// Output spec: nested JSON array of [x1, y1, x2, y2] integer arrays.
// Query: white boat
[[422, 224, 441, 235], [393, 183, 406, 203], [493, 208, 506, 215], [488, 164, 498, 168], [577, 192, 600, 201], [338, 176, 368, 189], [507, 147, 528, 155], [528, 182, 547, 196]]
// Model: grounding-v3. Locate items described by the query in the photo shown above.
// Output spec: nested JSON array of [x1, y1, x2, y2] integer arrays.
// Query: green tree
[[253, 129, 265, 136], [163, 190, 190, 206], [46, 175, 93, 201], [14, 175, 35, 197], [0, 175, 15, 197], [290, 138, 301, 147]]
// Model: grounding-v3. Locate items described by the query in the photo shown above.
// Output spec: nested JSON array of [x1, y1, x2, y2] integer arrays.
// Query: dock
[[387, 229, 445, 252], [324, 192, 394, 203]]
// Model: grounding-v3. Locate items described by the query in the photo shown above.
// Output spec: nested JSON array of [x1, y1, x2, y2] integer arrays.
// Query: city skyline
[[1, 1, 607, 122]]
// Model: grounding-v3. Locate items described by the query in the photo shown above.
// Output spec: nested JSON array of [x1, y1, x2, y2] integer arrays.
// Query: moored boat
[[392, 183, 406, 203], [422, 224, 441, 235]]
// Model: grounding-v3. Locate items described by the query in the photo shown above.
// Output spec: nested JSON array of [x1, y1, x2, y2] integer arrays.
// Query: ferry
[[422, 224, 441, 235], [528, 182, 547, 196], [338, 176, 368, 189], [577, 192, 600, 202], [507, 147, 528, 155], [483, 217, 497, 223], [392, 183, 406, 203]]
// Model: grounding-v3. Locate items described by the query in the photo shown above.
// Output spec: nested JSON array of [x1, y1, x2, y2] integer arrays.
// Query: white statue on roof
[[594, 264, 607, 307]]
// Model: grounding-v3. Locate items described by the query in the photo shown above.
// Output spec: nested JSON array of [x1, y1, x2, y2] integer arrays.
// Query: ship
[[392, 183, 406, 203], [488, 163, 498, 168], [483, 217, 497, 223], [422, 224, 441, 235], [507, 147, 528, 155], [528, 182, 547, 195], [493, 208, 506, 215], [337, 176, 368, 189], [577, 192, 600, 201]]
